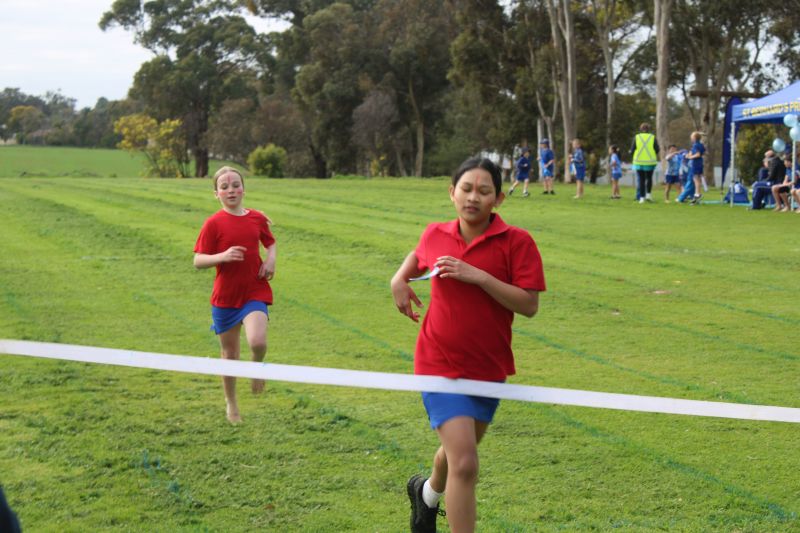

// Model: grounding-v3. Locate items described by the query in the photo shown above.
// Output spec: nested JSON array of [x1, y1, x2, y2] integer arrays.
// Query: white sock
[[422, 479, 443, 508]]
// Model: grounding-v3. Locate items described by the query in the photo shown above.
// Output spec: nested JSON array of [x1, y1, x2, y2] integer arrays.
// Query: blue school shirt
[[666, 153, 681, 176], [609, 153, 622, 178], [572, 148, 585, 169], [678, 150, 690, 177], [690, 142, 705, 173], [516, 156, 531, 179], [540, 148, 554, 176]]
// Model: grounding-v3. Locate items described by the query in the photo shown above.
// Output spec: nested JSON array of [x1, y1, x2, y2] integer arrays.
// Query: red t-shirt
[[194, 209, 275, 308], [413, 214, 546, 381]]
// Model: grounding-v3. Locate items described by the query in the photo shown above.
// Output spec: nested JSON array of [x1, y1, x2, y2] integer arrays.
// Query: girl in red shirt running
[[194, 166, 277, 423], [391, 157, 546, 533]]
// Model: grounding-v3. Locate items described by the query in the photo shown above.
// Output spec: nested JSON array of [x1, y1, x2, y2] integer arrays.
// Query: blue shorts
[[542, 169, 554, 178], [574, 166, 586, 181], [516, 174, 529, 182], [211, 300, 268, 334], [665, 174, 680, 184], [611, 173, 622, 181], [422, 392, 500, 429]]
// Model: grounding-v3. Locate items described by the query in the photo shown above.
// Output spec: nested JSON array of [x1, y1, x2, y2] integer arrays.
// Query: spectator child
[[508, 147, 532, 197], [391, 157, 545, 533], [664, 144, 682, 202], [686, 131, 706, 204], [570, 138, 586, 199], [608, 145, 622, 199], [771, 156, 797, 211], [194, 166, 277, 423], [539, 138, 555, 194]]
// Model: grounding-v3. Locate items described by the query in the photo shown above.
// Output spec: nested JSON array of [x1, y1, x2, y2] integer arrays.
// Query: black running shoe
[[407, 475, 441, 533]]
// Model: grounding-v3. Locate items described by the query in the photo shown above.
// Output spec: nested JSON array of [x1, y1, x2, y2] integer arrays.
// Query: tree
[[114, 113, 190, 177], [545, 0, 579, 180], [671, 0, 771, 185], [101, 0, 265, 177], [292, 3, 376, 177], [654, 0, 672, 159], [351, 89, 403, 176], [585, 0, 648, 149], [7, 106, 45, 144], [375, 0, 455, 176]]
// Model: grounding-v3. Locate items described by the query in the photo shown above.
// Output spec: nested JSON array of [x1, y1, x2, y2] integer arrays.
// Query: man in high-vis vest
[[630, 122, 660, 203]]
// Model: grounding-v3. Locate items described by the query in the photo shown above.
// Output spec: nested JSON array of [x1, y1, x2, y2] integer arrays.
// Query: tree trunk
[[310, 143, 328, 179], [546, 0, 577, 182], [655, 0, 672, 170], [195, 148, 209, 178], [408, 79, 424, 177]]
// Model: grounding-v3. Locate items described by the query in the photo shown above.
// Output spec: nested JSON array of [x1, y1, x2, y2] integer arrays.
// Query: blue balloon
[[791, 126, 800, 142], [784, 114, 798, 128], [773, 138, 786, 153]]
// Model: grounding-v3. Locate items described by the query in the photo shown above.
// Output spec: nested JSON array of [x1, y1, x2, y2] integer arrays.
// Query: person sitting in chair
[[771, 156, 797, 212]]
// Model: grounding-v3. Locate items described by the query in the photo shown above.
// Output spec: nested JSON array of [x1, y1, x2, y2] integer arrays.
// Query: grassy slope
[[0, 145, 245, 178], [0, 155, 799, 531]]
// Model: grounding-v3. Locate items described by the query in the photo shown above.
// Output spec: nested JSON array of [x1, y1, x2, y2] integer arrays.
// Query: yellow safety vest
[[633, 133, 657, 165]]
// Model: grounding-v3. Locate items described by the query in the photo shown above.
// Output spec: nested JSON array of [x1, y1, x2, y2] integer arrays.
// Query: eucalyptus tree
[[100, 0, 265, 177], [670, 0, 771, 183]]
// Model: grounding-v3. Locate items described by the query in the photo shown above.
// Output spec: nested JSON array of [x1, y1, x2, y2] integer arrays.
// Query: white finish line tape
[[3, 339, 800, 424]]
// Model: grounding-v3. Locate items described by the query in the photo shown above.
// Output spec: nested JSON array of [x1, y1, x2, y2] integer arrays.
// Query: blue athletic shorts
[[422, 391, 500, 429], [574, 166, 586, 181], [665, 174, 680, 184], [611, 174, 622, 181], [211, 300, 268, 334], [516, 174, 529, 182]]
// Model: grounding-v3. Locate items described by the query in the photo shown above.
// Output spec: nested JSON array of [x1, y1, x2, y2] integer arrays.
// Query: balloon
[[791, 126, 800, 142], [773, 138, 786, 153], [784, 114, 798, 128]]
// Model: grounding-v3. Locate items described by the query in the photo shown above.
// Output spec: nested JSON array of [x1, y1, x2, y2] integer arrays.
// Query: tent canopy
[[731, 81, 800, 124]]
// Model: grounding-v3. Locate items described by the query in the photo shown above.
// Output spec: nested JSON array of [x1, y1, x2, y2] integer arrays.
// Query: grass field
[[0, 145, 244, 178], [1, 147, 799, 531]]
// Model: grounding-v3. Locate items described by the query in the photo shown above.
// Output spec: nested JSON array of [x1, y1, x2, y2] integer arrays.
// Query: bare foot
[[251, 379, 265, 394], [226, 403, 242, 424]]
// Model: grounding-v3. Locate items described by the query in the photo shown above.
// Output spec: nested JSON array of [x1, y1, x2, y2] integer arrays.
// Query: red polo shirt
[[413, 214, 545, 381], [194, 209, 275, 308]]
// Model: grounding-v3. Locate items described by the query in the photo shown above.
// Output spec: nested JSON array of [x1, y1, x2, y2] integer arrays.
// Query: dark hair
[[452, 157, 502, 195], [610, 144, 619, 153], [640, 122, 651, 132]]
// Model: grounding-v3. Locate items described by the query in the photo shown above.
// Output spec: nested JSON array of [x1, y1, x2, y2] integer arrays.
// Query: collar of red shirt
[[441, 213, 510, 245]]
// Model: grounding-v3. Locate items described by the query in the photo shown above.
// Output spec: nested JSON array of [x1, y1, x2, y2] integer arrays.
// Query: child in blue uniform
[[508, 147, 532, 197], [539, 138, 555, 194], [608, 145, 622, 199], [687, 132, 706, 204], [570, 138, 586, 199], [664, 145, 682, 202], [676, 149, 695, 203]]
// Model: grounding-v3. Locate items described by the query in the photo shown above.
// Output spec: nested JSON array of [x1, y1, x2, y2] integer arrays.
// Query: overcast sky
[[0, 0, 287, 109]]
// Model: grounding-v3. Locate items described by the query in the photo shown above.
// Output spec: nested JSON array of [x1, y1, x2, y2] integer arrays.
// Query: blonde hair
[[213, 166, 244, 190], [691, 131, 704, 141]]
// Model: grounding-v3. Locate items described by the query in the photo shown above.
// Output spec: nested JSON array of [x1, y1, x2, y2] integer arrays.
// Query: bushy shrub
[[736, 123, 784, 185], [247, 144, 288, 178]]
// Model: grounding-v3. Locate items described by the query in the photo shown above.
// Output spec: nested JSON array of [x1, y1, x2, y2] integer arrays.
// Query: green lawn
[[1, 154, 799, 531], [0, 145, 245, 178]]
